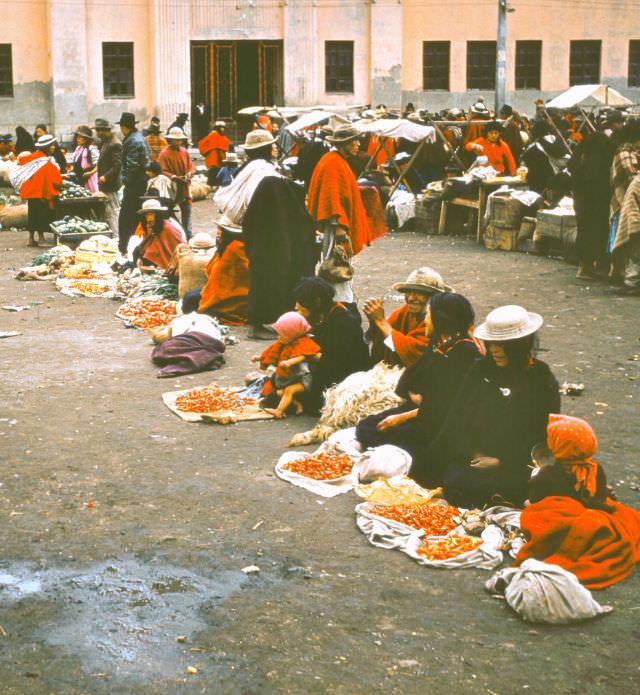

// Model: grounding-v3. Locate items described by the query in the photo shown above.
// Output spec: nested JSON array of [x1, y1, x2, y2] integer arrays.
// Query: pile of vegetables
[[416, 535, 483, 561], [368, 503, 460, 536], [116, 297, 177, 329], [283, 452, 354, 480], [175, 385, 254, 414], [50, 215, 111, 237], [59, 179, 93, 200]]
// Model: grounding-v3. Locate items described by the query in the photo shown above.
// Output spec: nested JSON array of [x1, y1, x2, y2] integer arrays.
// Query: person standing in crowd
[[168, 112, 189, 134], [294, 128, 330, 191], [463, 98, 491, 145], [215, 152, 240, 187], [145, 120, 168, 162], [609, 120, 640, 281], [465, 121, 517, 176], [33, 124, 66, 171], [198, 121, 231, 185], [499, 105, 524, 163], [117, 112, 149, 254], [0, 134, 15, 160], [193, 101, 210, 145], [158, 127, 193, 239], [72, 125, 99, 192], [520, 121, 568, 195], [10, 134, 62, 246], [613, 172, 640, 296], [307, 125, 374, 304], [14, 127, 34, 154], [94, 118, 122, 236], [569, 131, 615, 279]]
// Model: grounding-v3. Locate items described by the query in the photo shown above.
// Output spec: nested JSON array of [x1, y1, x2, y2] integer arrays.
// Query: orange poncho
[[17, 151, 62, 204], [198, 240, 249, 325], [198, 131, 231, 169], [366, 135, 396, 168], [307, 151, 372, 255], [370, 304, 428, 368], [260, 335, 321, 379], [516, 496, 640, 589]]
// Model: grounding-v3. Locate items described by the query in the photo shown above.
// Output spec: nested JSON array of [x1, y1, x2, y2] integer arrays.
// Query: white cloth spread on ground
[[485, 559, 613, 624]]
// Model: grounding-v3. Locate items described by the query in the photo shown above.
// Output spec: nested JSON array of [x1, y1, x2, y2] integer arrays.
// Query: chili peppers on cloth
[[417, 535, 482, 561], [116, 298, 177, 329], [175, 385, 254, 414], [283, 453, 354, 481], [368, 503, 460, 536]]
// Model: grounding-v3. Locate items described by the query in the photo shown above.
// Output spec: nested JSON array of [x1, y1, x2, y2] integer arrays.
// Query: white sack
[[170, 312, 223, 342], [326, 427, 363, 458], [356, 444, 412, 483], [485, 559, 613, 624]]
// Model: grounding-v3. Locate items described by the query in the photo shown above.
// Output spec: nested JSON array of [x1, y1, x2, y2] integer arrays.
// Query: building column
[[283, 0, 318, 106], [370, 0, 403, 108], [150, 0, 191, 132], [47, 0, 89, 136]]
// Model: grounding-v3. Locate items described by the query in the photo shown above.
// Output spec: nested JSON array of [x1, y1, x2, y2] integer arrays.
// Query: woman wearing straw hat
[[422, 305, 560, 507], [133, 198, 184, 271], [72, 125, 100, 192]]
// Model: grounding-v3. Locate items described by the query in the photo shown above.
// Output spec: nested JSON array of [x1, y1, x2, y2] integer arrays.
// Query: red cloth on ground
[[358, 186, 387, 242], [136, 221, 184, 270], [260, 335, 321, 379], [515, 496, 640, 589], [370, 304, 427, 368], [307, 151, 372, 255], [18, 151, 62, 204], [198, 240, 249, 325], [198, 131, 231, 169], [465, 137, 517, 175]]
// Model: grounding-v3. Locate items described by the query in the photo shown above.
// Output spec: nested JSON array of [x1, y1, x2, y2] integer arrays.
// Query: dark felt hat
[[74, 125, 94, 139], [93, 118, 114, 131], [117, 112, 138, 128]]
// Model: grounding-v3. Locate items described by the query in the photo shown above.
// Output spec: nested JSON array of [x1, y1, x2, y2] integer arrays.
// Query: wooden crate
[[413, 196, 442, 235], [488, 195, 523, 228], [484, 224, 519, 251]]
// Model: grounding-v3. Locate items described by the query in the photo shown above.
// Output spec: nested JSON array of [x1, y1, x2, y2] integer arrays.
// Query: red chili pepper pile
[[283, 452, 354, 480], [368, 503, 460, 536], [416, 535, 482, 561], [175, 385, 254, 414], [117, 298, 177, 329]]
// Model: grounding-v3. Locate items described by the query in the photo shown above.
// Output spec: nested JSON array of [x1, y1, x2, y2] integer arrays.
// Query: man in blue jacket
[[117, 112, 149, 253]]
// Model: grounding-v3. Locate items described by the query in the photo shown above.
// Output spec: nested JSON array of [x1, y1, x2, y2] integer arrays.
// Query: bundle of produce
[[127, 274, 178, 300], [50, 216, 111, 237], [31, 245, 74, 266], [175, 385, 255, 414], [367, 502, 460, 536], [116, 297, 177, 329], [416, 535, 483, 561], [58, 278, 116, 297], [282, 452, 355, 481], [59, 179, 93, 200]]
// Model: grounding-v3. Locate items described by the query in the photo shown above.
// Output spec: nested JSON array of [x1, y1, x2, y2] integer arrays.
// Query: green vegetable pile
[[59, 180, 93, 200], [50, 215, 111, 236]]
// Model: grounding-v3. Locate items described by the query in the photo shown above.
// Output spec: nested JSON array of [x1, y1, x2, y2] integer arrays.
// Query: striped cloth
[[610, 143, 639, 219]]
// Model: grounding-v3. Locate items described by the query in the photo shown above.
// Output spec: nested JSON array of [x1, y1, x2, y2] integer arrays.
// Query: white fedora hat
[[474, 305, 543, 342], [166, 126, 187, 140], [137, 198, 168, 215]]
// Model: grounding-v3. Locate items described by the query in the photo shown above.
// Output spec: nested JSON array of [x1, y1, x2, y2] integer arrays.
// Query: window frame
[[325, 40, 354, 94], [102, 42, 135, 99], [629, 40, 640, 88], [515, 40, 542, 90], [569, 39, 601, 86], [466, 41, 497, 91], [423, 41, 450, 91], [0, 44, 14, 98]]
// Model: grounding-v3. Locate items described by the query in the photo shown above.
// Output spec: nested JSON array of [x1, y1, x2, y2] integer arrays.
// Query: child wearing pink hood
[[254, 311, 322, 418]]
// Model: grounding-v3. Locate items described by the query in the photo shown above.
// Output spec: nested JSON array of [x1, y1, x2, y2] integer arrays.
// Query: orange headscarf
[[546, 414, 599, 499]]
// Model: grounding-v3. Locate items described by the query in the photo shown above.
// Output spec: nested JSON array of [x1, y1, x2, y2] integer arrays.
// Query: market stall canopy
[[353, 118, 437, 144], [546, 84, 633, 109], [285, 110, 334, 133]]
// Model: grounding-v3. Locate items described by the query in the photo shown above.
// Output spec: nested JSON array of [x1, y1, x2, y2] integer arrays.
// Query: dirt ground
[[0, 198, 639, 695]]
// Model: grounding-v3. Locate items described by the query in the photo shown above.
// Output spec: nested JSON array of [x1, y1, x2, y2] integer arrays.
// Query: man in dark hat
[[465, 121, 517, 176], [94, 118, 122, 235], [168, 112, 189, 133], [117, 112, 149, 253]]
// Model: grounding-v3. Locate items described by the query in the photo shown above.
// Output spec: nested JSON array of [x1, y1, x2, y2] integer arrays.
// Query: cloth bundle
[[151, 331, 225, 378]]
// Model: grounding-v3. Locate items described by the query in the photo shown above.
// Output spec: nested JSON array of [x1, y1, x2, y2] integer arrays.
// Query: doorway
[[191, 40, 284, 124]]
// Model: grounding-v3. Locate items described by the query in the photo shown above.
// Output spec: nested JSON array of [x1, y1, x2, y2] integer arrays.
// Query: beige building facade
[[1, 0, 639, 138]]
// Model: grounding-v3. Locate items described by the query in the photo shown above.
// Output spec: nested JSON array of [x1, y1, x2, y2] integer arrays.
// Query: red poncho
[[136, 221, 184, 270], [370, 304, 428, 368], [17, 151, 62, 204], [307, 151, 372, 255], [198, 240, 249, 325], [260, 335, 321, 378], [516, 496, 640, 589], [198, 131, 231, 169]]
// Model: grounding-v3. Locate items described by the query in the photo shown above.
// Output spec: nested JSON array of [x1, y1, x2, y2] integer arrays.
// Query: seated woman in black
[[356, 293, 481, 473], [428, 305, 560, 508], [293, 277, 371, 414]]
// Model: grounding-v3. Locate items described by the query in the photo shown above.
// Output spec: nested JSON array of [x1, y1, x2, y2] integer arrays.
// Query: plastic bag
[[356, 444, 412, 483], [485, 559, 613, 624]]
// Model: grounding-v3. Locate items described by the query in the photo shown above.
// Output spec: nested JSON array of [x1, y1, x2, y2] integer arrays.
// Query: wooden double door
[[191, 40, 284, 122]]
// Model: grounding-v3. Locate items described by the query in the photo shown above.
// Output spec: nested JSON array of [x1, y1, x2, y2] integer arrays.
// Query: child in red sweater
[[254, 311, 322, 418]]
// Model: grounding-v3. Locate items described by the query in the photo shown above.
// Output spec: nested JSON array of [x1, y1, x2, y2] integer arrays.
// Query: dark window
[[630, 40, 640, 87], [569, 40, 601, 85], [515, 40, 542, 90], [325, 41, 354, 93], [423, 41, 450, 90], [467, 41, 496, 90], [0, 44, 13, 98], [103, 42, 134, 98]]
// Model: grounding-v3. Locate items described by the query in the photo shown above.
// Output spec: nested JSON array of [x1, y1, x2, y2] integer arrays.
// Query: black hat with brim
[[117, 112, 138, 128]]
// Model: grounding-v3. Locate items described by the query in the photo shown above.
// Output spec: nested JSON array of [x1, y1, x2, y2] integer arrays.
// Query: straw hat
[[189, 232, 215, 249], [326, 125, 360, 144], [471, 99, 490, 116], [137, 198, 168, 216], [393, 267, 452, 295], [36, 134, 57, 148], [222, 152, 240, 165], [474, 305, 543, 342], [166, 126, 187, 141], [241, 130, 276, 150]]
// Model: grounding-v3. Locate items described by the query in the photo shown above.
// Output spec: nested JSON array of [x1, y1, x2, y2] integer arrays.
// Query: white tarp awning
[[353, 118, 436, 143], [546, 84, 633, 109], [286, 110, 334, 133]]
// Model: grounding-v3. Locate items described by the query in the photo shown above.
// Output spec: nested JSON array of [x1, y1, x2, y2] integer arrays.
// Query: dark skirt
[[27, 199, 52, 234]]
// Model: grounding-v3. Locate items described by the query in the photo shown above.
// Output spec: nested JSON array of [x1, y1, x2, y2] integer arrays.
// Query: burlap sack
[[0, 203, 28, 229], [177, 247, 213, 298], [191, 180, 211, 201]]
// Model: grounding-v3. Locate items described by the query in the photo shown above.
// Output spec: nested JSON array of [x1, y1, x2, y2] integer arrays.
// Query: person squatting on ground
[[117, 112, 150, 254], [254, 311, 322, 418], [132, 199, 183, 272]]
